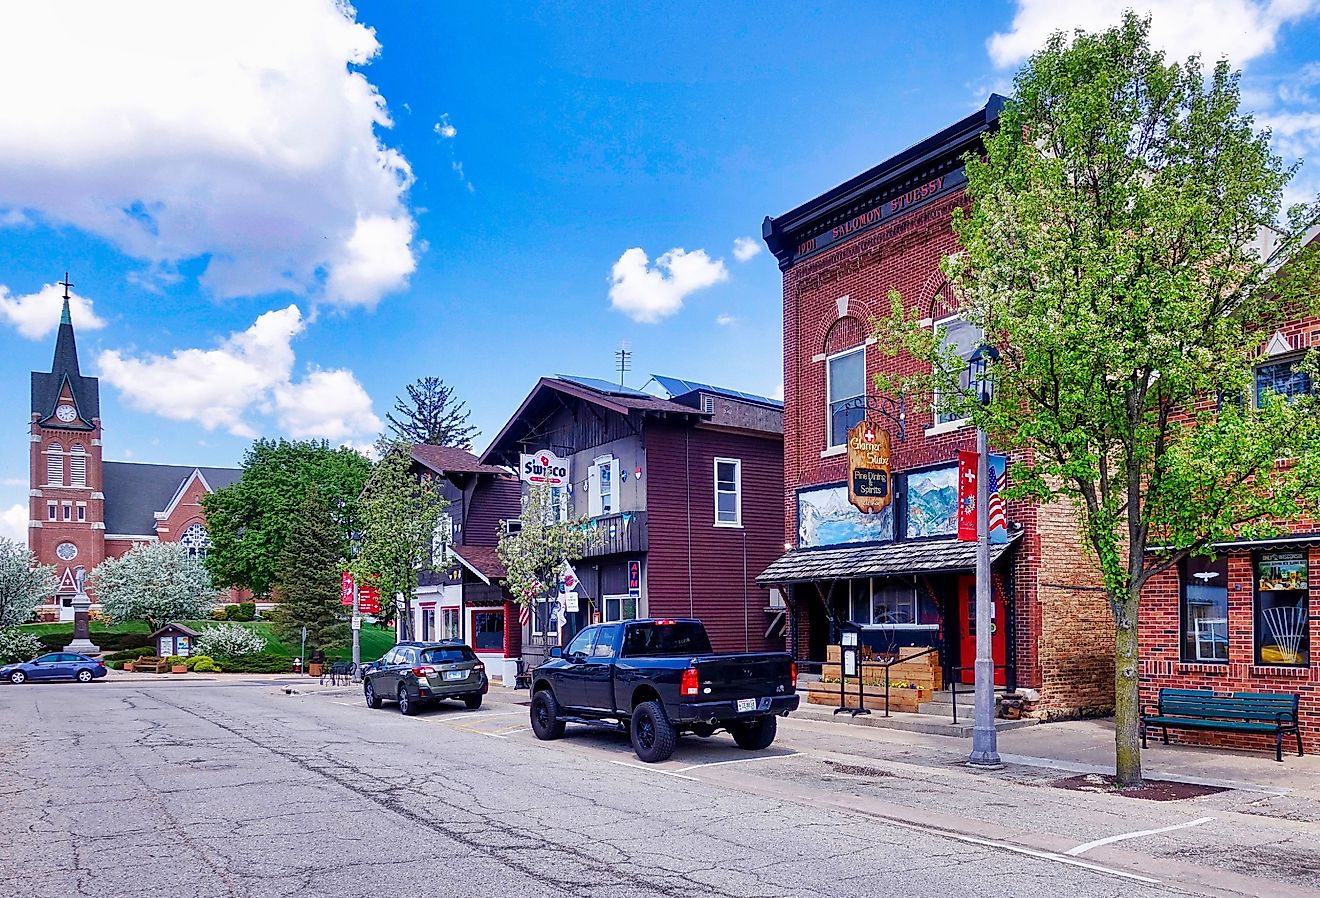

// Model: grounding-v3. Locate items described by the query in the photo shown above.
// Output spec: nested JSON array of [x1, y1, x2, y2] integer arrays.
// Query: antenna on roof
[[615, 342, 632, 386]]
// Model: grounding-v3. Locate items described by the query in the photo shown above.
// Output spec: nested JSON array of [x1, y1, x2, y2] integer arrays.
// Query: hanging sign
[[520, 449, 570, 488], [957, 450, 1008, 543], [341, 571, 354, 606], [846, 420, 892, 514]]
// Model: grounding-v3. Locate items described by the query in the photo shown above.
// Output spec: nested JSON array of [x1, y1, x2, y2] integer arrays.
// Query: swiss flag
[[957, 450, 978, 542]]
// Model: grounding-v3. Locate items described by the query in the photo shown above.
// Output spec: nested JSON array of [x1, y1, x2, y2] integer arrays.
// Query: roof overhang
[[757, 532, 1021, 587]]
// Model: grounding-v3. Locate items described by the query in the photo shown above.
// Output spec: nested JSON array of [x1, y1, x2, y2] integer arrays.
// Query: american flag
[[518, 603, 530, 627], [988, 462, 1008, 533]]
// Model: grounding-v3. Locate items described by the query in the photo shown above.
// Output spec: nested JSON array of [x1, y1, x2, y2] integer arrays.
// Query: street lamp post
[[968, 343, 1002, 768]]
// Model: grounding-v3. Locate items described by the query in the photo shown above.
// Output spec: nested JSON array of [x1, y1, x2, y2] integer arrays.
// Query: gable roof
[[448, 544, 507, 584], [411, 444, 510, 477], [102, 462, 242, 536]]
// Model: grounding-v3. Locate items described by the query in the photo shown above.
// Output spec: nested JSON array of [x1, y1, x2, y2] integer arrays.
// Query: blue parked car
[[1, 652, 107, 684]]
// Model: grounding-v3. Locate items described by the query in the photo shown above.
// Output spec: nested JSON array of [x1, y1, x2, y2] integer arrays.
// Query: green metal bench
[[1141, 688, 1302, 762]]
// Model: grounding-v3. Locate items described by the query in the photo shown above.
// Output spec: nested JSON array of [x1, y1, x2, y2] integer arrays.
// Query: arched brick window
[[68, 444, 87, 488], [45, 442, 64, 486], [180, 522, 211, 559]]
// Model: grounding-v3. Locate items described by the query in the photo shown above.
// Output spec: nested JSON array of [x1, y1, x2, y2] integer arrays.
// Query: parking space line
[[600, 757, 699, 781], [1065, 817, 1216, 856], [678, 751, 802, 772]]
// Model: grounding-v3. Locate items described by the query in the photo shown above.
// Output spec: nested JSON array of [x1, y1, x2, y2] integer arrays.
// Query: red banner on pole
[[341, 571, 354, 606], [957, 450, 978, 542]]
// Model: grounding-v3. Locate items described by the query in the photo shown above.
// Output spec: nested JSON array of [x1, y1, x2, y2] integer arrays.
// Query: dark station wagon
[[363, 640, 488, 715]]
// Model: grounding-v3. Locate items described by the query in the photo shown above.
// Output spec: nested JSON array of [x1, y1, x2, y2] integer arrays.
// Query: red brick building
[[1138, 311, 1319, 753], [27, 295, 241, 618], [758, 97, 1114, 715]]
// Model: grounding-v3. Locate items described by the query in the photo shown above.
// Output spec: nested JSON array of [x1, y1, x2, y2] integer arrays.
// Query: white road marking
[[1065, 817, 1216, 856], [678, 751, 802, 772], [600, 757, 699, 781], [332, 701, 359, 707], [499, 727, 531, 737]]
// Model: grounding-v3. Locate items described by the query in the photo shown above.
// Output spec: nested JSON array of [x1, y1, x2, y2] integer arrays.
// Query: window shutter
[[68, 445, 86, 487], [587, 464, 601, 517], [46, 444, 63, 486]]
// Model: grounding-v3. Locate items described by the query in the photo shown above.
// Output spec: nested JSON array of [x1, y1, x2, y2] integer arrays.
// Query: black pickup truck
[[528, 618, 799, 762]]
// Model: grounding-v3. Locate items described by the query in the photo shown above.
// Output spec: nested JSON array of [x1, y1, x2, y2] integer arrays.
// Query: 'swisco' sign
[[846, 420, 892, 514], [520, 449, 570, 488]]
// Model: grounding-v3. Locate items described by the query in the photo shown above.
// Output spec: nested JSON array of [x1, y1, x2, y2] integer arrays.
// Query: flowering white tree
[[92, 542, 220, 632], [194, 624, 267, 658], [0, 537, 57, 628], [497, 484, 588, 620]]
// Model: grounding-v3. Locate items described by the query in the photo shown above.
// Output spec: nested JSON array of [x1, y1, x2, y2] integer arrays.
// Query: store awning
[[756, 533, 1021, 587]]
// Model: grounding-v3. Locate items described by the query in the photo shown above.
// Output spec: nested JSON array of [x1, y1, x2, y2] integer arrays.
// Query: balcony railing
[[579, 510, 648, 558]]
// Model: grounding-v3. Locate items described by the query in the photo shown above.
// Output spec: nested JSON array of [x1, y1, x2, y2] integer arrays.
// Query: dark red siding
[[645, 421, 785, 653], [466, 475, 521, 547]]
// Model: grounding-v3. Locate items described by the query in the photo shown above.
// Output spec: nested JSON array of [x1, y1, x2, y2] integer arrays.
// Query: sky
[[2, 0, 1320, 541]]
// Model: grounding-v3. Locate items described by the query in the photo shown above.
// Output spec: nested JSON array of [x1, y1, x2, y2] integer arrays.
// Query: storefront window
[[441, 607, 461, 640], [472, 610, 504, 652], [604, 595, 638, 622], [1181, 555, 1228, 662], [845, 579, 938, 627], [420, 608, 435, 641], [1255, 551, 1309, 666]]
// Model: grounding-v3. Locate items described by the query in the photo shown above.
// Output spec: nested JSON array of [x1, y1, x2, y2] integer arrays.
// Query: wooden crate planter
[[819, 650, 942, 692], [806, 680, 933, 713], [171, 664, 188, 674]]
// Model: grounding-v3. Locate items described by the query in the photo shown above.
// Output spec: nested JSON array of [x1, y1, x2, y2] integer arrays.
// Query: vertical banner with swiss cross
[[340, 571, 354, 607], [957, 450, 1009, 543]]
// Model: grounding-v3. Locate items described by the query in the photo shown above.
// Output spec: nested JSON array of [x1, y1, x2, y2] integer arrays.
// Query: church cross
[[59, 272, 74, 300]]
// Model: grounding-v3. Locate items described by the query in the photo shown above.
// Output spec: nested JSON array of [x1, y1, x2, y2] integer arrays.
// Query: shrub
[[194, 624, 267, 658], [182, 655, 216, 671], [0, 628, 43, 664], [190, 657, 221, 673], [213, 652, 289, 673], [231, 602, 256, 622], [36, 632, 150, 653], [165, 655, 186, 666], [211, 609, 229, 621], [107, 660, 124, 670]]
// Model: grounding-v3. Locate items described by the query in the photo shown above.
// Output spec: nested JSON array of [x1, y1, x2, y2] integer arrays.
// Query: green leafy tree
[[202, 439, 372, 600], [385, 376, 479, 448], [875, 15, 1320, 786], [352, 446, 449, 637], [0, 537, 57, 628], [92, 542, 221, 632], [497, 484, 588, 631], [271, 485, 349, 653]]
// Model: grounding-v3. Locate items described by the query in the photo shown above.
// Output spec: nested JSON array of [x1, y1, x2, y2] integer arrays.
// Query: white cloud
[[0, 2, 417, 309], [608, 247, 729, 323], [732, 237, 763, 262], [0, 282, 106, 339], [771, 382, 785, 402], [0, 504, 27, 544], [97, 304, 380, 442], [987, 1, 1320, 70], [716, 314, 738, 326], [434, 114, 457, 139], [273, 369, 381, 441]]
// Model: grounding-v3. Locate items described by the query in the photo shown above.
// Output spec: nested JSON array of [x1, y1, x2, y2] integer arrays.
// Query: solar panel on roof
[[651, 374, 783, 407], [556, 375, 653, 398]]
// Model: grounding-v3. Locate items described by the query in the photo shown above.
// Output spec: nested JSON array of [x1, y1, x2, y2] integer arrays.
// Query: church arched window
[[180, 523, 211, 559], [45, 442, 64, 486], [68, 444, 87, 487]]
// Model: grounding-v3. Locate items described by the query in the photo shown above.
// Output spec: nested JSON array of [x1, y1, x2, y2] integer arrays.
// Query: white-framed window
[[502, 518, 523, 536], [603, 594, 638, 622], [714, 458, 742, 527], [1253, 356, 1313, 407], [45, 442, 64, 486], [933, 315, 983, 426], [76, 504, 86, 523], [826, 347, 865, 448], [47, 503, 56, 521], [441, 607, 461, 640], [68, 444, 86, 487], [431, 514, 453, 565], [62, 503, 71, 522], [588, 457, 617, 517]]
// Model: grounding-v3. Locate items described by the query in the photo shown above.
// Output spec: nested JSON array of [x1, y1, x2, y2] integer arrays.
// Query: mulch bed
[[1053, 773, 1227, 801]]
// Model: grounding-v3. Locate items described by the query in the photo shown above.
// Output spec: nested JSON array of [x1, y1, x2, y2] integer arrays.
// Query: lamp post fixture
[[968, 343, 1002, 768]]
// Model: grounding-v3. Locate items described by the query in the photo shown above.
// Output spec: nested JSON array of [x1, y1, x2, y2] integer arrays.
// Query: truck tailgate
[[694, 653, 794, 702]]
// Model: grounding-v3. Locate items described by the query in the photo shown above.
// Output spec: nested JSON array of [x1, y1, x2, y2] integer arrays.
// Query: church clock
[[55, 404, 77, 423]]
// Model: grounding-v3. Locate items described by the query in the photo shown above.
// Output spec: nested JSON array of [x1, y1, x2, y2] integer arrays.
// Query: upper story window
[[933, 316, 983, 426], [431, 513, 453, 565], [45, 442, 64, 486], [68, 444, 86, 487], [179, 522, 212, 559], [827, 347, 865, 448], [714, 458, 742, 527], [588, 457, 617, 517], [1254, 356, 1313, 407]]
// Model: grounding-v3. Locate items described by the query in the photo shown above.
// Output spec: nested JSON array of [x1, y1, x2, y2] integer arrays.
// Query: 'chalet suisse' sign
[[847, 420, 892, 514]]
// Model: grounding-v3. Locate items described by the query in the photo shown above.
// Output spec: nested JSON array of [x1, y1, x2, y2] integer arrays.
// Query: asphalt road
[[0, 678, 1308, 898]]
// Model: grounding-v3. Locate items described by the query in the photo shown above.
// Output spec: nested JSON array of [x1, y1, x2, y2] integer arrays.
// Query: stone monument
[[63, 566, 101, 656]]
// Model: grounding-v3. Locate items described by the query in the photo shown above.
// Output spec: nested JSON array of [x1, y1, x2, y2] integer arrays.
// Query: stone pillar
[[64, 568, 100, 656]]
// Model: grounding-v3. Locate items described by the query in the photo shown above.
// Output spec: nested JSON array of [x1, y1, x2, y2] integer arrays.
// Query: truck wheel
[[731, 715, 777, 751], [530, 690, 566, 740], [631, 700, 677, 763]]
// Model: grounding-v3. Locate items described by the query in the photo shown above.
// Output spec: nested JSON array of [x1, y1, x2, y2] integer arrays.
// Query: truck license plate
[[736, 698, 757, 713], [444, 670, 465, 681]]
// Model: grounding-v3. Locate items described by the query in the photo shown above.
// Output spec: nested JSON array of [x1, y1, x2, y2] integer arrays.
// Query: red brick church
[[27, 290, 241, 620]]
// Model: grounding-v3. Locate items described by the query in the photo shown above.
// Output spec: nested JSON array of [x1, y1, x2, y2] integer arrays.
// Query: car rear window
[[621, 622, 712, 657], [419, 647, 476, 664]]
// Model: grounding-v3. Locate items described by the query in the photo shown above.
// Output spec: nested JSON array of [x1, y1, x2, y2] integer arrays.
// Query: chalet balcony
[[579, 510, 648, 558]]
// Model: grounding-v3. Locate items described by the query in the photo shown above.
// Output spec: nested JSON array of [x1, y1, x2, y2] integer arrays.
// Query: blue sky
[[2, 1, 1320, 539]]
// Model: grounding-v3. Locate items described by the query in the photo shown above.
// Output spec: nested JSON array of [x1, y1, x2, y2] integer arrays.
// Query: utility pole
[[968, 343, 1002, 767], [352, 574, 361, 678]]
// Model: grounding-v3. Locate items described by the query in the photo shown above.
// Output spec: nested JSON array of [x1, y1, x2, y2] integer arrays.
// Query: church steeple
[[31, 273, 98, 425], [51, 275, 82, 379]]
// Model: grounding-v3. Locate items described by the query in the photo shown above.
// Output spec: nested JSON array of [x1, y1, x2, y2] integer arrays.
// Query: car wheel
[[529, 690, 566, 740], [731, 715, 777, 751], [631, 700, 677, 763], [9, 670, 26, 685], [364, 680, 382, 709], [398, 686, 418, 716], [76, 669, 93, 683], [463, 693, 482, 711]]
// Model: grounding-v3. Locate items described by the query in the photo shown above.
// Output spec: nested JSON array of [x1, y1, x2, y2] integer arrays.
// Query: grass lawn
[[19, 619, 396, 661]]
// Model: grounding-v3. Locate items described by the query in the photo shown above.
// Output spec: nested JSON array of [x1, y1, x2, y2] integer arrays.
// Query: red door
[[957, 575, 1006, 686]]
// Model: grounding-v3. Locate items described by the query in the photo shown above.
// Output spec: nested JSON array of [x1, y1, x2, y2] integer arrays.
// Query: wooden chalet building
[[479, 374, 786, 670]]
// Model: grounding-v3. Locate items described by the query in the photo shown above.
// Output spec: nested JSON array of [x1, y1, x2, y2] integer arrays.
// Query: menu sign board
[[846, 420, 892, 514]]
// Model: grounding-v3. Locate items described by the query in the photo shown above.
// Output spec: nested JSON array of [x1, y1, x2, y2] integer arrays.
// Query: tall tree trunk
[[1112, 592, 1142, 787]]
